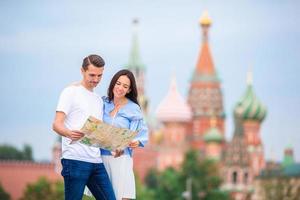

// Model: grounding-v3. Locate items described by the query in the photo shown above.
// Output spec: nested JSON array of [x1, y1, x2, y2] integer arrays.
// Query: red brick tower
[[187, 11, 225, 153]]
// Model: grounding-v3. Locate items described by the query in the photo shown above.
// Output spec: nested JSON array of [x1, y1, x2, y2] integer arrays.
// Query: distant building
[[126, 19, 149, 115], [131, 12, 277, 200], [252, 146, 300, 200]]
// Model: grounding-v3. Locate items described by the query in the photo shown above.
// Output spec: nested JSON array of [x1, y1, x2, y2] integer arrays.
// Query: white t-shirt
[[56, 84, 103, 163]]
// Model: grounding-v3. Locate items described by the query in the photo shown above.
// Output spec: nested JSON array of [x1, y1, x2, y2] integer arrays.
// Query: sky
[[0, 0, 299, 162]]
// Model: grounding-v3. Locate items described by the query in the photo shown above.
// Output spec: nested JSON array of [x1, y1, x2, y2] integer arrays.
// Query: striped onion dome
[[156, 76, 192, 122], [234, 71, 267, 122]]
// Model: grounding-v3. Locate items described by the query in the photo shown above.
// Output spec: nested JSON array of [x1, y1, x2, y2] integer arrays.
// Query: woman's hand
[[112, 149, 124, 158], [129, 141, 140, 148]]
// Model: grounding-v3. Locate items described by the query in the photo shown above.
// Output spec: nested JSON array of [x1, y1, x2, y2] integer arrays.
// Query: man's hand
[[68, 130, 84, 141], [129, 141, 140, 148], [53, 112, 85, 142]]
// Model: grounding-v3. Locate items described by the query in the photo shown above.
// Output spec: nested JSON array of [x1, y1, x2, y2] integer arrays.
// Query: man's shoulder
[[62, 82, 81, 91], [59, 82, 81, 96]]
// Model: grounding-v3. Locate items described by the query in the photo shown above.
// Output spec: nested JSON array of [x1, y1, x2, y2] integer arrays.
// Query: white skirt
[[84, 155, 135, 200], [103, 154, 136, 200]]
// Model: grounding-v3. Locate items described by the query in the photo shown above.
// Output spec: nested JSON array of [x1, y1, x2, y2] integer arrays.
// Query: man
[[52, 54, 116, 200]]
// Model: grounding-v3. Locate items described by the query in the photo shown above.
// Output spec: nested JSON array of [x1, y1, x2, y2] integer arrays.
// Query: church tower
[[155, 76, 192, 170], [187, 11, 225, 152], [126, 19, 149, 114], [234, 71, 267, 176]]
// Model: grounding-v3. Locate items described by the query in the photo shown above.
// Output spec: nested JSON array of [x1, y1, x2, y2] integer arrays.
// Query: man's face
[[81, 64, 104, 90]]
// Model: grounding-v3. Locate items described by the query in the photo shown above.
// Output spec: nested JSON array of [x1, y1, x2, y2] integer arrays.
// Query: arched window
[[244, 172, 248, 184], [232, 171, 238, 184]]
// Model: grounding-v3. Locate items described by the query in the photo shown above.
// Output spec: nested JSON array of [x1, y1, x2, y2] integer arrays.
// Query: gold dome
[[200, 11, 212, 26]]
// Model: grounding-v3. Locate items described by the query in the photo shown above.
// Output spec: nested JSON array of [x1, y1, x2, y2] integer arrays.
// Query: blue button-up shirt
[[100, 96, 148, 156]]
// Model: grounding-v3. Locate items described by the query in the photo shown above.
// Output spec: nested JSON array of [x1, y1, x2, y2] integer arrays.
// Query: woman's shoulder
[[101, 96, 113, 112], [122, 99, 143, 120]]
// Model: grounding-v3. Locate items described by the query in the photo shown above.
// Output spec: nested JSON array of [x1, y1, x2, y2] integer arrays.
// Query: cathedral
[[130, 12, 270, 199]]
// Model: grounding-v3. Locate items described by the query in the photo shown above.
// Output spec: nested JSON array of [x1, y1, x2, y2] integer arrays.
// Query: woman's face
[[113, 75, 131, 99]]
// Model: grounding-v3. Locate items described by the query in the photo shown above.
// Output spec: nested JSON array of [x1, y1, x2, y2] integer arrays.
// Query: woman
[[101, 69, 148, 200]]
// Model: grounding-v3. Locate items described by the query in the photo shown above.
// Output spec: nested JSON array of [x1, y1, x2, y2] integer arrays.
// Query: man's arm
[[52, 111, 83, 141]]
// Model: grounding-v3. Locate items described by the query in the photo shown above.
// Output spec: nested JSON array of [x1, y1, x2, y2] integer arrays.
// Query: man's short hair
[[82, 54, 105, 70]]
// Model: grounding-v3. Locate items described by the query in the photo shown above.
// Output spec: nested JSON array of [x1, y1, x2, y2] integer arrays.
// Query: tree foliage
[[141, 149, 232, 200], [0, 144, 33, 161], [0, 183, 10, 200], [20, 177, 63, 200]]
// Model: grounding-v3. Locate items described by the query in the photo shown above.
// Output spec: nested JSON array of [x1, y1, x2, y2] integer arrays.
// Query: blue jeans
[[61, 159, 116, 200]]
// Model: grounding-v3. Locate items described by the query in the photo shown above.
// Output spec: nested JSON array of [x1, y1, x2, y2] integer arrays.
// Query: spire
[[199, 11, 212, 43], [126, 18, 148, 114], [193, 11, 218, 82], [127, 18, 145, 70], [246, 68, 253, 86]]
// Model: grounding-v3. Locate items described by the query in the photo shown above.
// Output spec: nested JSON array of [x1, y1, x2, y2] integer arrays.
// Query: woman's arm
[[129, 119, 148, 148]]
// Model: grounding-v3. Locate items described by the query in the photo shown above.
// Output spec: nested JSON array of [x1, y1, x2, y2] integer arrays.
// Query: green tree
[[142, 150, 231, 200], [20, 177, 63, 200], [0, 144, 33, 161], [144, 168, 159, 189], [22, 144, 33, 161], [156, 167, 182, 200], [180, 150, 231, 200], [0, 183, 10, 200], [136, 173, 155, 200], [143, 167, 182, 200], [0, 144, 23, 160]]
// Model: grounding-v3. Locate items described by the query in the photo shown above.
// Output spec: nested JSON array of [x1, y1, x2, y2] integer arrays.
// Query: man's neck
[[80, 81, 93, 92]]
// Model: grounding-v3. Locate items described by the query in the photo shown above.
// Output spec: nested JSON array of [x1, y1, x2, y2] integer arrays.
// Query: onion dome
[[199, 11, 212, 27], [204, 127, 223, 143], [156, 76, 192, 122], [204, 118, 223, 143], [234, 71, 267, 122]]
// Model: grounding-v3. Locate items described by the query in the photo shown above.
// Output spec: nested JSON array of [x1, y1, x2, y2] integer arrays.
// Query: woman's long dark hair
[[107, 69, 140, 106]]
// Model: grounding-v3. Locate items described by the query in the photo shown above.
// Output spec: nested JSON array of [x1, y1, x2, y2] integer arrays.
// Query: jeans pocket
[[61, 159, 70, 177]]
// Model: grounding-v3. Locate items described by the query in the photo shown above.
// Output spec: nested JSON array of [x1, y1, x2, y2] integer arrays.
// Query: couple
[[52, 54, 148, 200]]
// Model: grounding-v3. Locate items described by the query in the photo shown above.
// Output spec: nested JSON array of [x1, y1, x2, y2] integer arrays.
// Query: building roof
[[156, 77, 192, 122], [234, 71, 267, 122], [283, 163, 300, 177], [259, 163, 300, 178], [192, 11, 219, 83]]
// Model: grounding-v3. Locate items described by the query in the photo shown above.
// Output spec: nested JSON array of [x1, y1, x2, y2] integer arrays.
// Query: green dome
[[204, 127, 223, 143], [234, 85, 267, 122]]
